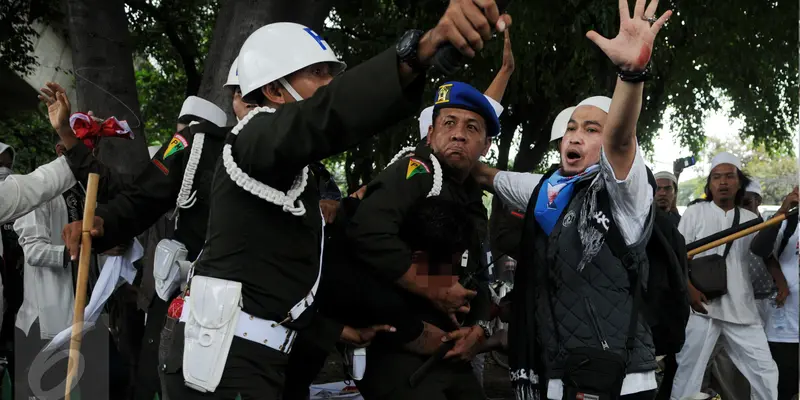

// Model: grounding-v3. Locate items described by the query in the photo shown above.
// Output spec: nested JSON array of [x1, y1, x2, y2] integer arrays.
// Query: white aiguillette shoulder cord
[[172, 122, 205, 227], [388, 146, 442, 197], [222, 106, 309, 216]]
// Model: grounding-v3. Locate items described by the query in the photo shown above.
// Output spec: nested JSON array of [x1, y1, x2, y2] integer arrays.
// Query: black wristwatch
[[396, 29, 426, 73]]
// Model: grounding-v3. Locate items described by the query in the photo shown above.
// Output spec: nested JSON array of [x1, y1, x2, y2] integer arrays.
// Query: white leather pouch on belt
[[182, 276, 242, 393], [345, 347, 367, 381], [154, 239, 188, 301]]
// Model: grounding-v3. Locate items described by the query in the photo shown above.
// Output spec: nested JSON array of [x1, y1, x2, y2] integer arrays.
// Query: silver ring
[[641, 15, 657, 25]]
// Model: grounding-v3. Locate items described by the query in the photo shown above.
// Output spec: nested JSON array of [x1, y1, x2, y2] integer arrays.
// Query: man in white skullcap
[[671, 151, 778, 400], [473, 92, 662, 399], [654, 171, 681, 226], [743, 178, 764, 216]]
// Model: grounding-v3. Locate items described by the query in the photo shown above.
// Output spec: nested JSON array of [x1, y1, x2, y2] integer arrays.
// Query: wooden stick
[[687, 209, 793, 259], [65, 173, 99, 400]]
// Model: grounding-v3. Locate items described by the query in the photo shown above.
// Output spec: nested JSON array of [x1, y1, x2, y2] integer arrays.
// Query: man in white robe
[[670, 152, 778, 400]]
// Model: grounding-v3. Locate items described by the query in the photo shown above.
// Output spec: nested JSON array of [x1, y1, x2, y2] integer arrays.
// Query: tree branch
[[125, 0, 201, 96]]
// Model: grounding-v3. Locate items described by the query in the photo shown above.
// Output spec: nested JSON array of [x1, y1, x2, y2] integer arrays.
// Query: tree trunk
[[65, 0, 148, 175], [496, 114, 518, 170], [197, 0, 333, 124]]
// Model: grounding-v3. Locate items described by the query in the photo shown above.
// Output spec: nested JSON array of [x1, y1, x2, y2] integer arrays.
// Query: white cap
[[148, 146, 161, 159], [550, 106, 576, 142], [710, 151, 742, 170], [0, 142, 14, 167], [746, 179, 762, 196], [418, 95, 504, 139], [223, 56, 239, 88], [654, 171, 678, 185], [237, 22, 346, 97], [577, 96, 612, 113], [179, 96, 227, 127]]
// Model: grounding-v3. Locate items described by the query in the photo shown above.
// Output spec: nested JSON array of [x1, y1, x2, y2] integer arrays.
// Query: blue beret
[[432, 81, 501, 137]]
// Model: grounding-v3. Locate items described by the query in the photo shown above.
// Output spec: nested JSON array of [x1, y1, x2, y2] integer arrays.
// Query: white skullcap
[[746, 179, 762, 196], [654, 171, 678, 185], [710, 151, 742, 170], [148, 146, 161, 159], [577, 96, 612, 114], [179, 96, 227, 128], [223, 57, 239, 88], [550, 106, 576, 142], [418, 95, 504, 139]]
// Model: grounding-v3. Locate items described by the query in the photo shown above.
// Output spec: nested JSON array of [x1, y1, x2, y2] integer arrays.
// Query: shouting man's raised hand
[[586, 0, 672, 72]]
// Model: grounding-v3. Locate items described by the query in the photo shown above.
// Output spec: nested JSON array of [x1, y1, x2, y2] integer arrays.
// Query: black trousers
[[282, 335, 330, 400], [133, 296, 169, 400], [620, 389, 657, 400], [356, 350, 484, 400], [769, 341, 799, 400], [654, 353, 677, 400], [164, 336, 289, 400]]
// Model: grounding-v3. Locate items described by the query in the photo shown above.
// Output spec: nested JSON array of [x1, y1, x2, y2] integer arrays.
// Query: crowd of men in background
[[0, 0, 797, 399]]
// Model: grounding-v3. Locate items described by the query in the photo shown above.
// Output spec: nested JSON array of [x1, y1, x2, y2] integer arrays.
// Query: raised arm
[[239, 0, 512, 176], [0, 157, 76, 224], [483, 29, 514, 103], [586, 0, 672, 180]]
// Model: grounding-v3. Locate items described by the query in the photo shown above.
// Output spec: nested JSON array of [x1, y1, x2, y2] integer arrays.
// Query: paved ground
[[315, 351, 514, 400]]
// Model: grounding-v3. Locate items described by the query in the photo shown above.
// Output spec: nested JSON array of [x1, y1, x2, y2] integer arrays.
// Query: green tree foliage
[[1, 0, 797, 181], [0, 109, 59, 173], [127, 0, 218, 145], [0, 0, 61, 75]]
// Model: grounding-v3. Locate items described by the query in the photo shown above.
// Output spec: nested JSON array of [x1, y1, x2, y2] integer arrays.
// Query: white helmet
[[237, 22, 346, 99], [223, 56, 239, 88]]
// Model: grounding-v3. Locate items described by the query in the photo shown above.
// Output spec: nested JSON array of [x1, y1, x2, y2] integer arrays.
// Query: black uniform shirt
[[346, 143, 491, 332], [194, 48, 425, 325], [66, 122, 229, 259]]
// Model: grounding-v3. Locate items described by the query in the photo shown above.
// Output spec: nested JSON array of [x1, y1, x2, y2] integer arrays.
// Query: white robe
[[679, 202, 761, 325]]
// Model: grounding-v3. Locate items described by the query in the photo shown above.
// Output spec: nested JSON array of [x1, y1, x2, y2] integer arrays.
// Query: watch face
[[398, 32, 414, 55], [397, 30, 420, 58]]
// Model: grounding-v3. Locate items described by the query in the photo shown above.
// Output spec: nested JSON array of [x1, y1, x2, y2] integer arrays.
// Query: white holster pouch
[[154, 239, 190, 301], [182, 276, 242, 393], [345, 347, 367, 381]]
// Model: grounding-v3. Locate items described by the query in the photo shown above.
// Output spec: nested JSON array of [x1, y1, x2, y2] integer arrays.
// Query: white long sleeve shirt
[[14, 194, 75, 339], [0, 156, 76, 224]]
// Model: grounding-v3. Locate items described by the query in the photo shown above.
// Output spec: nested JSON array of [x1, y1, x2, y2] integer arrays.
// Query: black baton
[[409, 340, 455, 387]]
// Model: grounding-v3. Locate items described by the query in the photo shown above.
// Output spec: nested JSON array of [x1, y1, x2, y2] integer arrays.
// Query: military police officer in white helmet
[[163, 1, 513, 397]]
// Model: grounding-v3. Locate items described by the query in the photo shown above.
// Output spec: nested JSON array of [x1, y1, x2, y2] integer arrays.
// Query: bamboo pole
[[687, 207, 797, 259], [65, 173, 99, 400]]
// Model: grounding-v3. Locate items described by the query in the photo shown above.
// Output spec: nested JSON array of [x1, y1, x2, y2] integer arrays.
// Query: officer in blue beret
[[345, 81, 499, 399]]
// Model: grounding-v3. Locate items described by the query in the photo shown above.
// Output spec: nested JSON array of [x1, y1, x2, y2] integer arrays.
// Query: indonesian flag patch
[[406, 157, 430, 179], [163, 133, 188, 159]]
